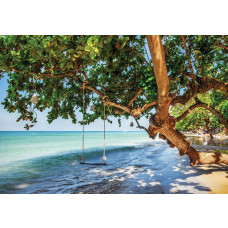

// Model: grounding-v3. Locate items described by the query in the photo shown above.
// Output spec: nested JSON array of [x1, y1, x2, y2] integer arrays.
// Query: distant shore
[[185, 133, 228, 140], [187, 133, 228, 152]]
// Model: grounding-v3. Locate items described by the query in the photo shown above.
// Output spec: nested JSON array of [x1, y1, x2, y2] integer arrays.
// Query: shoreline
[[76, 143, 228, 194], [109, 143, 228, 194], [192, 144, 228, 153], [1, 131, 227, 194]]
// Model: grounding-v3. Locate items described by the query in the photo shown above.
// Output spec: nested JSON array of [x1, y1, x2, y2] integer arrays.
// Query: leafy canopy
[[0, 35, 227, 130], [171, 91, 227, 132]]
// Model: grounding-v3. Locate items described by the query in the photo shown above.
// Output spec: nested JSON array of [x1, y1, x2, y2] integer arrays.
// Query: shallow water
[[188, 136, 228, 147], [0, 131, 162, 193], [0, 131, 227, 194]]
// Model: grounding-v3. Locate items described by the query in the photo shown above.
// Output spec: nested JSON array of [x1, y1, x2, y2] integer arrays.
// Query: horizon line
[[0, 130, 144, 132]]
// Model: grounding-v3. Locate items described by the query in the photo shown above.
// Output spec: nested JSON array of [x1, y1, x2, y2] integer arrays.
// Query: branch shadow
[[80, 146, 228, 194]]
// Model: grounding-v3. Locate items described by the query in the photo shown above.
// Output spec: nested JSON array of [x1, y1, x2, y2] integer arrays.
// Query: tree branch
[[172, 76, 228, 106], [190, 151, 228, 165], [175, 103, 201, 122], [217, 45, 228, 51], [83, 84, 131, 114], [176, 97, 228, 127], [134, 118, 150, 135], [131, 41, 150, 66], [128, 88, 143, 107], [73, 59, 88, 82], [5, 66, 158, 117], [181, 35, 195, 80], [131, 101, 157, 117]]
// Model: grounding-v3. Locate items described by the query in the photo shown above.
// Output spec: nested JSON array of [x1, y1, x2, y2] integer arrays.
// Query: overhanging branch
[[128, 88, 143, 107], [172, 76, 228, 106], [131, 101, 157, 117], [176, 97, 228, 127]]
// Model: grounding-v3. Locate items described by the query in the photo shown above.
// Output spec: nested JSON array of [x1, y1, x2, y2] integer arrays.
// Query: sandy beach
[[191, 144, 228, 194], [109, 142, 228, 194], [78, 143, 228, 194], [191, 170, 228, 194]]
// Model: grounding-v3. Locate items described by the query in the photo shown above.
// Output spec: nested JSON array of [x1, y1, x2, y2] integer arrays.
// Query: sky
[[0, 74, 149, 131]]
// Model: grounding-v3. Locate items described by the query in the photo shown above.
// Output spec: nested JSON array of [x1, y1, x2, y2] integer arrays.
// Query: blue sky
[[0, 74, 149, 131]]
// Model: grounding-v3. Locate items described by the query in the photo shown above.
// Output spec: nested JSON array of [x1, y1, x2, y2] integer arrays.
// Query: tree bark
[[146, 35, 228, 166], [146, 35, 172, 123], [205, 119, 214, 139]]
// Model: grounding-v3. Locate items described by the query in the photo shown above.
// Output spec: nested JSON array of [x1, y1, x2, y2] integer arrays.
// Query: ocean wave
[[0, 144, 140, 173]]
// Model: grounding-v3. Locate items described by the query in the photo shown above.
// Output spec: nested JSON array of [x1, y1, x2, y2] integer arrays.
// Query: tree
[[0, 35, 228, 166], [171, 91, 228, 139]]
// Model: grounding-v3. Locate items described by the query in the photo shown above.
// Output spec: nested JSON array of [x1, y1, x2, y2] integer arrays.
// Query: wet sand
[[75, 143, 228, 194], [1, 132, 227, 194], [109, 144, 228, 194]]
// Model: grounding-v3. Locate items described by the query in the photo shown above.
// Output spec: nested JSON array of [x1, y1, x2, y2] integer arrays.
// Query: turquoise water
[[3, 131, 226, 194], [0, 131, 164, 193], [0, 131, 150, 165]]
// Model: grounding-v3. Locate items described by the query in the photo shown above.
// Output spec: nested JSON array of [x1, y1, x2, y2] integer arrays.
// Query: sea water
[[0, 131, 169, 193], [1, 131, 227, 194]]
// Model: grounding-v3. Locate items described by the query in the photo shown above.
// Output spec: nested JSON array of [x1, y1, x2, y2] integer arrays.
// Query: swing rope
[[81, 82, 86, 163], [81, 82, 107, 165], [103, 102, 106, 164]]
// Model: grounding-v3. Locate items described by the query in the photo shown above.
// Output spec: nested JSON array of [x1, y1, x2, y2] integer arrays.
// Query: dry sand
[[186, 144, 228, 194], [198, 171, 228, 194]]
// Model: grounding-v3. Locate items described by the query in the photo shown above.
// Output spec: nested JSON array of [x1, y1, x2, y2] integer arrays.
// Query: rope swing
[[80, 82, 107, 166], [81, 82, 86, 164], [103, 102, 106, 165]]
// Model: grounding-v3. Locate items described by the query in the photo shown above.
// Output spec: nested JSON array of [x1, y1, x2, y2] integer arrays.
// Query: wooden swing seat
[[80, 162, 107, 166]]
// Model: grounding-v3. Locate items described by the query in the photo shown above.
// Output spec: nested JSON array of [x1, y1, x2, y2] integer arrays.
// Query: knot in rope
[[82, 81, 88, 89], [102, 96, 109, 103]]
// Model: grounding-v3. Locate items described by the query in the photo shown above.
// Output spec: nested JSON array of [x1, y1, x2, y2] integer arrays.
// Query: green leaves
[[87, 37, 93, 46], [194, 50, 201, 55], [85, 46, 91, 51], [0, 35, 227, 131], [171, 91, 228, 132], [119, 36, 129, 49]]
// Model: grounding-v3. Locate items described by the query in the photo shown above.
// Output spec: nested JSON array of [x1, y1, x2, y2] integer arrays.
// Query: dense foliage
[[0, 35, 227, 130], [171, 91, 227, 134]]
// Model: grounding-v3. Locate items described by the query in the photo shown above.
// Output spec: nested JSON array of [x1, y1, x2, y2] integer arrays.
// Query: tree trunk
[[146, 35, 172, 124], [146, 35, 228, 166], [148, 120, 228, 165], [205, 121, 214, 139]]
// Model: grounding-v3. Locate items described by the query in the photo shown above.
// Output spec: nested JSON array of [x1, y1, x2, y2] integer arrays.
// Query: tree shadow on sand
[[77, 148, 228, 194]]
